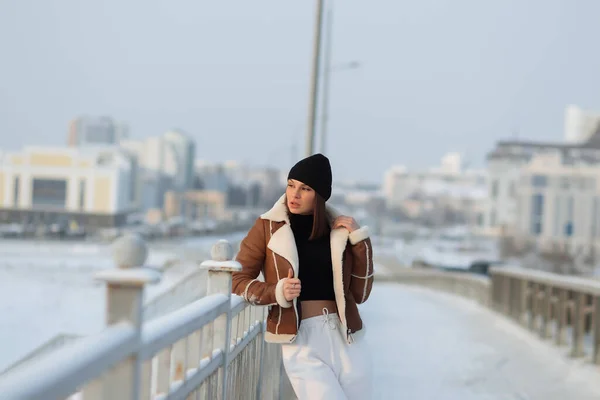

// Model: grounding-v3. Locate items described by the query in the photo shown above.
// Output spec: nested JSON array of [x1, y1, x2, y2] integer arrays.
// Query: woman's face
[[286, 179, 316, 215]]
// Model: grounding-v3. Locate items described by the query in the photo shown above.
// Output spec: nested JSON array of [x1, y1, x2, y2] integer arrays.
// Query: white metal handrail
[[0, 236, 285, 400], [0, 323, 137, 400], [140, 294, 230, 360]]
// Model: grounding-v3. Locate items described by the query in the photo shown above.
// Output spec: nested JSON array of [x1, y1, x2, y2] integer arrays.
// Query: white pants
[[281, 311, 372, 400]]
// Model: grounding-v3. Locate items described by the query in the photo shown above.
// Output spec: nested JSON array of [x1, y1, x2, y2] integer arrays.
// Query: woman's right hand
[[283, 269, 301, 302]]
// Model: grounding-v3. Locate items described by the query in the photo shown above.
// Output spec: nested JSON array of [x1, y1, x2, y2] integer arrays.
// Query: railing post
[[489, 271, 498, 311], [516, 279, 528, 326], [541, 285, 553, 339], [201, 239, 242, 399], [555, 289, 568, 346], [502, 276, 511, 315], [256, 307, 266, 400], [92, 234, 160, 400], [530, 283, 539, 332], [571, 292, 586, 358], [593, 295, 600, 365]]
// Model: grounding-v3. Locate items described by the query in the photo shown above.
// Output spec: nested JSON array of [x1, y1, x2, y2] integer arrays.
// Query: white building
[[195, 161, 230, 193], [0, 146, 137, 227], [383, 153, 486, 215], [485, 125, 600, 239], [515, 151, 600, 251], [564, 105, 600, 144], [439, 152, 463, 175], [196, 161, 284, 207], [485, 145, 528, 236], [163, 130, 196, 191], [120, 131, 195, 210], [383, 166, 410, 208]]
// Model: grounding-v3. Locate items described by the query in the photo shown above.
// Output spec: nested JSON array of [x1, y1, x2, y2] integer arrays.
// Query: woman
[[232, 153, 374, 399]]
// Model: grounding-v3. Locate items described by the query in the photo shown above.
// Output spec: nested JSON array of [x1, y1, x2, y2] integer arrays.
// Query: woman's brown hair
[[285, 193, 330, 240], [309, 193, 330, 240]]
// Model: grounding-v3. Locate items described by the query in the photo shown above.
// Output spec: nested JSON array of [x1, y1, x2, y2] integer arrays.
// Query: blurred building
[[163, 130, 196, 191], [513, 151, 600, 252], [564, 105, 600, 144], [120, 130, 195, 210], [0, 146, 137, 228], [196, 161, 284, 208], [484, 126, 600, 238], [195, 161, 230, 193], [383, 153, 486, 225], [67, 116, 129, 147], [164, 190, 227, 220]]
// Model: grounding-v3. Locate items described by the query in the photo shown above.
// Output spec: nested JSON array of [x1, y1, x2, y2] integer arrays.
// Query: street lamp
[[305, 0, 325, 158], [304, 0, 361, 157], [319, 3, 361, 154]]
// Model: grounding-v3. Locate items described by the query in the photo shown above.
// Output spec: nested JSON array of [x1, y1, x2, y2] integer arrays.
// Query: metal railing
[[490, 266, 600, 365], [0, 235, 284, 400], [376, 259, 600, 367], [376, 266, 490, 306]]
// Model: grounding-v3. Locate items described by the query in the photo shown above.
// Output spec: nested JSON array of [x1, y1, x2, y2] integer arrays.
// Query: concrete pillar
[[201, 239, 242, 400], [89, 234, 161, 400]]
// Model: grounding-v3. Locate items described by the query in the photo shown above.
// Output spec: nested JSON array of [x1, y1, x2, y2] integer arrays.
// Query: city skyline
[[3, 1, 600, 182]]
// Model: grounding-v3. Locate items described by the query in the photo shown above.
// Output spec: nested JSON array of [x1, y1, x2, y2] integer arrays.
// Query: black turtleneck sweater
[[288, 213, 336, 302]]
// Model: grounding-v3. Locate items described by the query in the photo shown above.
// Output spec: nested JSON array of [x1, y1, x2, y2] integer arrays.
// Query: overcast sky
[[2, 0, 600, 183]]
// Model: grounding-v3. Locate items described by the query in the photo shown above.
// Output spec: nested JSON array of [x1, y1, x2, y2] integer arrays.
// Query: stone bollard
[[200, 239, 242, 400], [90, 234, 161, 400]]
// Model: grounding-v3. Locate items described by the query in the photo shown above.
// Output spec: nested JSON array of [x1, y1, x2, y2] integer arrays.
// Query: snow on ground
[[362, 283, 600, 400], [0, 233, 246, 372], [5, 231, 600, 398]]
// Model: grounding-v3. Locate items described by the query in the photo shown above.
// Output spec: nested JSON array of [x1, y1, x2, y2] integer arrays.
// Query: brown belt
[[300, 300, 338, 320]]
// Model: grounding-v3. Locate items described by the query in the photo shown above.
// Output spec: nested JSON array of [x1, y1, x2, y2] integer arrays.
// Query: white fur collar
[[261, 194, 351, 334], [260, 194, 341, 225]]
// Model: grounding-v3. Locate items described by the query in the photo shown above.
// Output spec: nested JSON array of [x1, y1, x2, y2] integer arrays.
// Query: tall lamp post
[[319, 6, 333, 156], [318, 4, 360, 154], [304, 0, 361, 157], [305, 0, 325, 157]]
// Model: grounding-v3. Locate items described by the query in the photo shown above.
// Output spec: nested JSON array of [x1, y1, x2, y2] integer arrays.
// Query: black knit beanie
[[287, 153, 332, 200]]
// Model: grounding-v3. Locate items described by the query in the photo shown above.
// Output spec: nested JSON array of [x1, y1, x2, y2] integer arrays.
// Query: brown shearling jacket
[[231, 195, 374, 344]]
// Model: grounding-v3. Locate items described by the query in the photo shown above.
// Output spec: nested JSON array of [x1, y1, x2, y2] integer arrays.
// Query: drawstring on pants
[[322, 308, 337, 330]]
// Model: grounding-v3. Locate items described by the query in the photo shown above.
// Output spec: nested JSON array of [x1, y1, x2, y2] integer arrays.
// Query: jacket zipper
[[347, 328, 354, 344]]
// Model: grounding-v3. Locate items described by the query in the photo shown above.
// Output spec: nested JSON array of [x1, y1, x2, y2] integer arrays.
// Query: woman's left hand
[[333, 216, 360, 233]]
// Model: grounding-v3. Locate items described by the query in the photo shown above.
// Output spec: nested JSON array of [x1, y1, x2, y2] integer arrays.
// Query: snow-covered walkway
[[362, 283, 600, 400]]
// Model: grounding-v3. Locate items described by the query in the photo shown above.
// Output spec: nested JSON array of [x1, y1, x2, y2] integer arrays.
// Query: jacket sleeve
[[231, 218, 278, 306], [348, 226, 374, 304]]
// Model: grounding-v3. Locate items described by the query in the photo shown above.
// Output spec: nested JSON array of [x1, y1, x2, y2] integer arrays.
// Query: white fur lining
[[268, 220, 285, 335], [351, 273, 374, 279], [260, 195, 290, 223], [264, 331, 297, 344], [275, 278, 292, 308], [261, 194, 355, 342], [243, 279, 259, 302], [266, 224, 298, 277], [330, 228, 349, 335], [349, 226, 370, 245]]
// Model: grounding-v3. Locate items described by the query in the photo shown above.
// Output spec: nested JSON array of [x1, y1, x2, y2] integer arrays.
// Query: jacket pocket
[[268, 305, 280, 322]]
